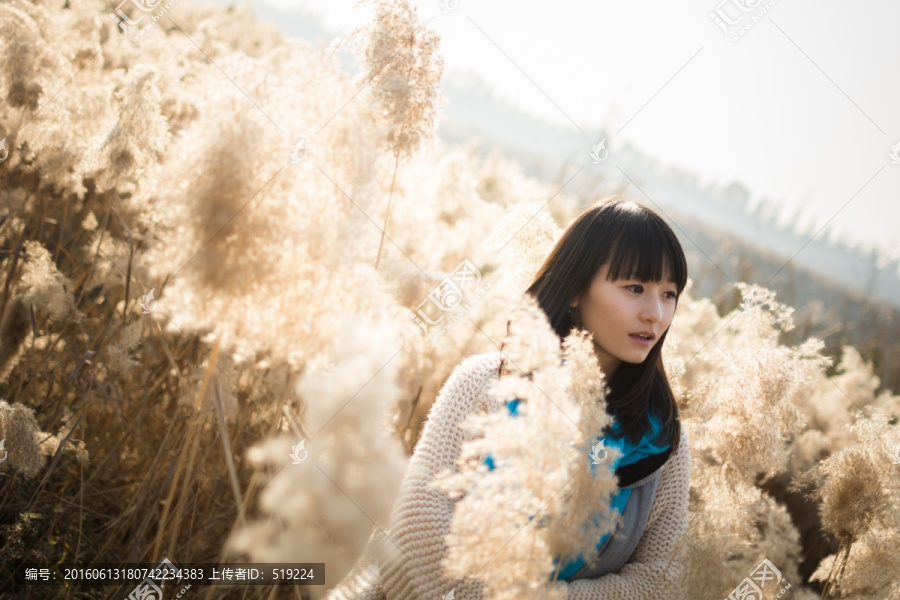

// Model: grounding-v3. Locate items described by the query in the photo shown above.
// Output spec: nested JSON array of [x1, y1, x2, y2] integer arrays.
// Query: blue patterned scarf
[[480, 399, 671, 581]]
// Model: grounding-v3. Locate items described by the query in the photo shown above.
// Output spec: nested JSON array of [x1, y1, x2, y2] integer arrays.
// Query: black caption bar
[[17, 563, 325, 585]]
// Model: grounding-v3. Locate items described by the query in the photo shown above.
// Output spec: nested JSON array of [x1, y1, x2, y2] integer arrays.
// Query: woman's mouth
[[629, 333, 653, 347]]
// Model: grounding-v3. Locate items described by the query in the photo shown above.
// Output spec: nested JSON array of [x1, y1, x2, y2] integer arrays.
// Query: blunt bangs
[[602, 207, 688, 295]]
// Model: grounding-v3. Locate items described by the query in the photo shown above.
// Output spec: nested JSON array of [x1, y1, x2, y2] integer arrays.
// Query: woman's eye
[[627, 285, 643, 293], [665, 291, 678, 299]]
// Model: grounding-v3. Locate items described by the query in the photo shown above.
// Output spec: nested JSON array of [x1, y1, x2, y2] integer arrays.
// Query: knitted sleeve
[[322, 542, 385, 600], [564, 429, 692, 600], [374, 352, 503, 600]]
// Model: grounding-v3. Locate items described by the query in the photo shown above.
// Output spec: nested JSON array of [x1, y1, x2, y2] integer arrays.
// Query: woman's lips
[[629, 333, 653, 347]]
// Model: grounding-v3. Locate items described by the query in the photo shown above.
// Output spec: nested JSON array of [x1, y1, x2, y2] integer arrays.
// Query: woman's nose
[[642, 297, 662, 322]]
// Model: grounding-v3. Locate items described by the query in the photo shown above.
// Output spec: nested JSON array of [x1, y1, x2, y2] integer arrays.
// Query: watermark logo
[[442, 589, 456, 600], [290, 439, 308, 464], [0, 438, 7, 463], [126, 557, 178, 600], [590, 439, 608, 464], [439, 0, 458, 13], [709, 0, 758, 34], [289, 139, 306, 164], [110, 0, 161, 34], [0, 138, 8, 164], [889, 441, 900, 465], [739, 287, 763, 313], [411, 259, 491, 342], [724, 558, 789, 600], [590, 139, 608, 164], [113, 0, 184, 42], [889, 142, 900, 165], [709, 0, 783, 42], [141, 288, 158, 314]]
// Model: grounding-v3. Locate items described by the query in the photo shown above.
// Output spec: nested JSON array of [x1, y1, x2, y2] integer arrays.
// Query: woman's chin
[[621, 351, 652, 364]]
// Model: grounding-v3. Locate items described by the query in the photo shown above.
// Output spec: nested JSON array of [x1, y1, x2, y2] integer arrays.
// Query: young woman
[[512, 196, 688, 590], [326, 196, 691, 600]]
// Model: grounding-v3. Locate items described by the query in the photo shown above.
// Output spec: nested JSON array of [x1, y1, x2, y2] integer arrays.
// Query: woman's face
[[569, 262, 678, 378]]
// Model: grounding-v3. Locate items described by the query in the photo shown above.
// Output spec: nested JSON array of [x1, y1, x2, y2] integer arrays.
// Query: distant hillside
[[437, 70, 900, 310]]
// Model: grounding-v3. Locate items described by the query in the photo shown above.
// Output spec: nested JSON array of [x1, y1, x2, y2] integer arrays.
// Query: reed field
[[0, 0, 898, 598]]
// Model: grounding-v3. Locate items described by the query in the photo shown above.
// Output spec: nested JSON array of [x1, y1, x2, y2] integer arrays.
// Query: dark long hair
[[499, 196, 687, 455]]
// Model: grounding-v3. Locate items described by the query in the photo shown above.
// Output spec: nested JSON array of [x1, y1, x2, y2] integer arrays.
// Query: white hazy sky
[[247, 0, 900, 261]]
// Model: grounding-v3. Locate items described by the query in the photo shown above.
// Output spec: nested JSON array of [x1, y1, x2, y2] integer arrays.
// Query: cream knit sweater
[[325, 351, 691, 600]]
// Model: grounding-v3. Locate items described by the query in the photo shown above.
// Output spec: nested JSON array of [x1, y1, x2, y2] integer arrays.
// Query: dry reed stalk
[[153, 339, 220, 559], [214, 372, 246, 527]]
